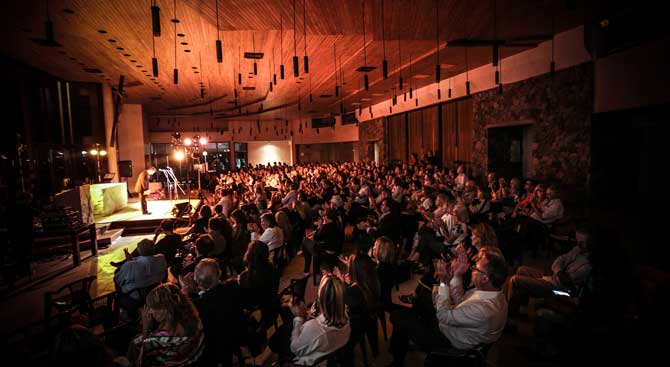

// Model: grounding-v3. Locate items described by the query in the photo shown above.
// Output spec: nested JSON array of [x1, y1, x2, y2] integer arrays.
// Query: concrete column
[[117, 104, 146, 190], [101, 84, 118, 182]]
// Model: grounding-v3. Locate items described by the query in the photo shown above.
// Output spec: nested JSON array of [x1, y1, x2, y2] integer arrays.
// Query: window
[[234, 142, 248, 168]]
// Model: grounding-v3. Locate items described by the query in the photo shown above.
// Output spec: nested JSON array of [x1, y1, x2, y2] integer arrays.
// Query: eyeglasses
[[470, 264, 489, 277]]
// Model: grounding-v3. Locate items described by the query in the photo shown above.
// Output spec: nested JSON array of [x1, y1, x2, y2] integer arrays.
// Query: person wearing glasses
[[389, 249, 508, 366]]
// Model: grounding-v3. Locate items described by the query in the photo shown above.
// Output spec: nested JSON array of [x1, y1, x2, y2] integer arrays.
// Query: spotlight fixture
[[151, 1, 161, 36], [292, 0, 299, 77]]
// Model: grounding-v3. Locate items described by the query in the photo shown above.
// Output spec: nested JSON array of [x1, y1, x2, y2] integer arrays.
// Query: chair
[[424, 343, 493, 367], [44, 275, 97, 326]]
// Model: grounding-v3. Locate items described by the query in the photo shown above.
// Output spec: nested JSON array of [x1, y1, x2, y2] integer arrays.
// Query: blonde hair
[[146, 283, 201, 336], [372, 236, 396, 264], [317, 275, 348, 328], [471, 222, 498, 248]]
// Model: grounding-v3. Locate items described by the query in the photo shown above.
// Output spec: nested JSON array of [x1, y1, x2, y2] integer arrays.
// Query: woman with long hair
[[128, 283, 204, 367], [344, 254, 382, 357], [239, 241, 277, 310]]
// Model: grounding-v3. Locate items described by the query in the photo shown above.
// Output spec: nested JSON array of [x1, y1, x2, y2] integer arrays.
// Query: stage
[[95, 199, 199, 224]]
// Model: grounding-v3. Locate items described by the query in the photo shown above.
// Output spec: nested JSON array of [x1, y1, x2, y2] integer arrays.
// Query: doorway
[[487, 124, 531, 179]]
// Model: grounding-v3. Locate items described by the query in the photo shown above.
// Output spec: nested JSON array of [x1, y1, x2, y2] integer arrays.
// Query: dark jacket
[[193, 280, 245, 367]]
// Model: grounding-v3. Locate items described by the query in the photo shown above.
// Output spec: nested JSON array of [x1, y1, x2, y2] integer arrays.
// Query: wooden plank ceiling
[[1, 0, 582, 122]]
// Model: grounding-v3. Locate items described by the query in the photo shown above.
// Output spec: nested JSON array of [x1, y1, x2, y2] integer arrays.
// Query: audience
[[114, 239, 167, 315]]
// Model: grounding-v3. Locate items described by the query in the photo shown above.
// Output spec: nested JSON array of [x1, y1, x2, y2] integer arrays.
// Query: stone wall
[[471, 62, 593, 188], [358, 118, 386, 162]]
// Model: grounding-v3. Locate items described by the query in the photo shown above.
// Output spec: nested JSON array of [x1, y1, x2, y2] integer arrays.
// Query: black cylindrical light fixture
[[435, 64, 441, 83], [152, 57, 159, 77], [234, 89, 238, 98], [492, 45, 499, 67], [409, 87, 413, 99], [498, 83, 503, 94], [173, 68, 178, 84], [403, 92, 407, 101], [399, 76, 404, 90], [335, 85, 339, 97], [273, 74, 277, 85], [253, 62, 257, 75], [466, 81, 471, 95], [437, 88, 441, 100], [216, 40, 223, 63], [201, 87, 205, 98], [383, 60, 388, 79], [293, 56, 299, 77], [364, 74, 369, 91], [392, 94, 397, 105], [550, 61, 556, 77], [280, 64, 285, 79], [238, 73, 242, 84], [304, 55, 309, 73], [495, 70, 499, 84], [448, 87, 452, 98], [309, 93, 313, 103], [151, 6, 161, 36], [270, 82, 273, 92], [415, 98, 418, 107], [45, 20, 54, 43]]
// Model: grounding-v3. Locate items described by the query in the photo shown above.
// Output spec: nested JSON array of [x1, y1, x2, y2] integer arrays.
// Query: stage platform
[[95, 199, 197, 223], [96, 199, 201, 237]]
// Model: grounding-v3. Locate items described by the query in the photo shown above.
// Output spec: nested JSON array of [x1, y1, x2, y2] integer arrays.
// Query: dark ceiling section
[[0, 0, 584, 121]]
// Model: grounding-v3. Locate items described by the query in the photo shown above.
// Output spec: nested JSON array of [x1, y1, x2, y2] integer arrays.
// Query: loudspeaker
[[118, 160, 133, 177]]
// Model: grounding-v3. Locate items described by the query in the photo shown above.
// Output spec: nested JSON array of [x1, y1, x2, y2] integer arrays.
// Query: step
[[98, 228, 124, 248]]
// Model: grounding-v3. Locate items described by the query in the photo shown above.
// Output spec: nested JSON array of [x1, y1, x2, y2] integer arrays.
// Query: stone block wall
[[471, 62, 593, 188]]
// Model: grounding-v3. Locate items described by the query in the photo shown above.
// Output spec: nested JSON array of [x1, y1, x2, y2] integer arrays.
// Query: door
[[487, 125, 525, 179]]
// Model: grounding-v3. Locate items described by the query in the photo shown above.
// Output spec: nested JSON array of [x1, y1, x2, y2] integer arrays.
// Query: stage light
[[90, 149, 99, 156], [183, 137, 193, 146], [81, 151, 87, 155], [199, 136, 208, 145], [202, 151, 208, 156], [99, 150, 107, 156], [174, 150, 185, 161]]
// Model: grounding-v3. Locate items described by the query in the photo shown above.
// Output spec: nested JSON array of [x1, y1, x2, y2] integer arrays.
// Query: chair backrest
[[44, 275, 97, 321]]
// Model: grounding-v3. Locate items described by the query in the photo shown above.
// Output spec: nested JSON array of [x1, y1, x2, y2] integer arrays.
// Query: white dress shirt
[[251, 226, 284, 251], [290, 314, 351, 366], [434, 276, 508, 350]]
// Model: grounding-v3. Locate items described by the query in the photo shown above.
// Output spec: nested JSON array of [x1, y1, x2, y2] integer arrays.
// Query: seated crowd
[[54, 154, 592, 367]]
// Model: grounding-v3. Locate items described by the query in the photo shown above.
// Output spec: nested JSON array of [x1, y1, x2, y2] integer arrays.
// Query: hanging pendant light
[[465, 48, 470, 95], [303, 0, 309, 73], [434, 0, 441, 83], [151, 0, 161, 36], [199, 52, 205, 98], [381, 0, 388, 79], [398, 37, 403, 90], [292, 0, 299, 77], [409, 54, 413, 98], [173, 0, 178, 84], [498, 57, 503, 94], [252, 33, 258, 75], [309, 75, 313, 103], [448, 78, 452, 98], [272, 45, 277, 85], [238, 46, 242, 84], [334, 44, 339, 97], [215, 0, 222, 62], [151, 1, 159, 77], [361, 0, 369, 91], [280, 16, 285, 80]]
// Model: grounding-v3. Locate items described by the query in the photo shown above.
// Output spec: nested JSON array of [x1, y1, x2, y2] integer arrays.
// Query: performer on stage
[[135, 166, 156, 215]]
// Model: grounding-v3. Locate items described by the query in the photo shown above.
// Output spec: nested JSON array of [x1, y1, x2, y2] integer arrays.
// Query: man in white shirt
[[390, 249, 508, 366], [250, 212, 284, 251], [530, 186, 564, 225]]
